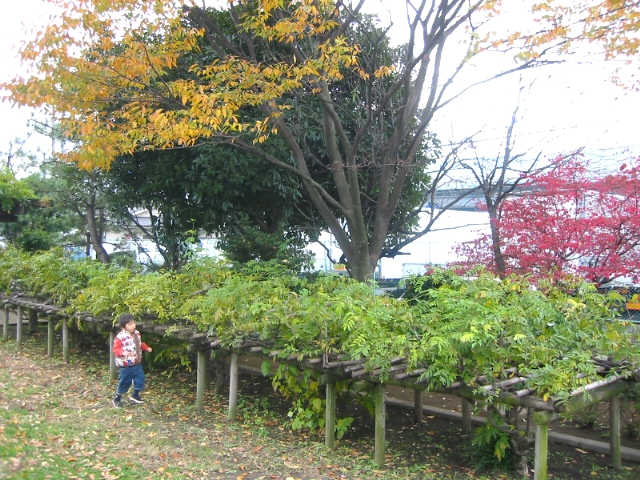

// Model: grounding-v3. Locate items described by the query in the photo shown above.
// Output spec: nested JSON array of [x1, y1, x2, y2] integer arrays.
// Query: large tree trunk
[[84, 199, 110, 264], [488, 207, 506, 278]]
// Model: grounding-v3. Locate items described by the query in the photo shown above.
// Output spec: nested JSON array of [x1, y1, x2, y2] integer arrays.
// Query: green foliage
[[23, 249, 111, 305], [472, 422, 513, 472], [0, 172, 85, 252], [218, 219, 316, 273], [143, 336, 194, 374], [0, 167, 34, 211], [0, 247, 110, 303], [404, 268, 467, 302], [3, 250, 637, 403], [335, 415, 355, 440], [267, 362, 354, 439], [2, 249, 640, 461], [72, 256, 231, 321], [0, 246, 30, 294], [394, 269, 635, 403], [272, 364, 326, 432]]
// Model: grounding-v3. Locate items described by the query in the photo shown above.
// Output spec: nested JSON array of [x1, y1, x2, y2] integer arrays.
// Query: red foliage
[[455, 157, 640, 284]]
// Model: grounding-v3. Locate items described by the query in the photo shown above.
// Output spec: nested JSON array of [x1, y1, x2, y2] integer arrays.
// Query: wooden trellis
[[2, 295, 637, 480]]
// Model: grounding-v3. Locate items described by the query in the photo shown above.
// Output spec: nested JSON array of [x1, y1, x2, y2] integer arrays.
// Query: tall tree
[[3, 0, 562, 281], [456, 157, 640, 284], [37, 161, 113, 263], [104, 144, 314, 270], [0, 168, 35, 222], [0, 172, 85, 252]]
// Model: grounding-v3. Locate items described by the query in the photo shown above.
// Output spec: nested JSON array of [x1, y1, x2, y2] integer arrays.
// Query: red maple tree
[[455, 157, 640, 285]]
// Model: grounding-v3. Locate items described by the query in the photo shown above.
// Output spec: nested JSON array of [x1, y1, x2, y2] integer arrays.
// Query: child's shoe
[[129, 393, 144, 404], [112, 396, 123, 408]]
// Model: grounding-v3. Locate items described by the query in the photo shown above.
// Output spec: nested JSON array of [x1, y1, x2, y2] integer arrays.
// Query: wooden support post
[[196, 350, 207, 411], [47, 316, 55, 358], [228, 352, 239, 421], [533, 411, 555, 480], [610, 395, 622, 470], [109, 330, 117, 381], [16, 306, 23, 346], [414, 389, 423, 424], [461, 398, 472, 433], [3, 306, 9, 342], [62, 318, 69, 363], [71, 321, 77, 350], [374, 383, 386, 467], [28, 310, 38, 334], [325, 382, 337, 449], [205, 350, 212, 388]]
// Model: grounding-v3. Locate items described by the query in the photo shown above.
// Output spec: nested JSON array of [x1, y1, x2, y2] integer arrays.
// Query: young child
[[112, 313, 152, 407]]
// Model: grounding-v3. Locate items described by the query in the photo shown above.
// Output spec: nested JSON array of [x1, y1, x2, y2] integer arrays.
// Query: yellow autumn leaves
[[3, 0, 369, 169]]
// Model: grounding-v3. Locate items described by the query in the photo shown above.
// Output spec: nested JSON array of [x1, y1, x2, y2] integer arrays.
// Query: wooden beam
[[325, 382, 337, 449], [62, 318, 69, 363], [461, 398, 472, 433], [47, 316, 55, 358], [533, 410, 556, 480], [556, 381, 629, 415], [16, 306, 22, 346], [109, 330, 117, 381], [374, 383, 386, 467], [228, 352, 239, 421], [414, 389, 422, 424], [318, 373, 341, 386], [454, 385, 556, 412], [3, 305, 9, 342], [610, 395, 622, 470], [196, 350, 208, 411]]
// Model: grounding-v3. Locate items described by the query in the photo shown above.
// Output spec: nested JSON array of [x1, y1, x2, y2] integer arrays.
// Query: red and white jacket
[[113, 329, 151, 367]]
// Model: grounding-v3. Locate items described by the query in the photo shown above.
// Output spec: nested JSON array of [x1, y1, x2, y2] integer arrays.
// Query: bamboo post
[[3, 305, 9, 342], [16, 306, 23, 346], [374, 383, 386, 467], [62, 318, 69, 363], [461, 398, 472, 433], [610, 395, 622, 470], [47, 316, 55, 358], [228, 352, 239, 421], [196, 350, 207, 411], [533, 411, 554, 480], [325, 382, 337, 449], [414, 389, 423, 424], [109, 330, 117, 381]]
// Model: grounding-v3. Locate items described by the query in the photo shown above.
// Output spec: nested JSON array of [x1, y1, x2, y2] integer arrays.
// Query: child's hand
[[147, 348, 152, 352]]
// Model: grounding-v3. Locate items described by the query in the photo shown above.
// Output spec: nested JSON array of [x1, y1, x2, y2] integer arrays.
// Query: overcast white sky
[[0, 0, 53, 158], [2, 0, 640, 167]]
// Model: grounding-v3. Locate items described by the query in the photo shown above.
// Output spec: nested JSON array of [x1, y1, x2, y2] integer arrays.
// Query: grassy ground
[[1, 332, 640, 479]]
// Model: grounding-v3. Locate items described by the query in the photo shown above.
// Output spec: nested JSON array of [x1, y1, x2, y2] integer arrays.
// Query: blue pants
[[116, 363, 145, 395]]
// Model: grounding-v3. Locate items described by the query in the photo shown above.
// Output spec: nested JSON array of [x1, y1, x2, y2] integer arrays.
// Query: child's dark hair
[[118, 313, 135, 329]]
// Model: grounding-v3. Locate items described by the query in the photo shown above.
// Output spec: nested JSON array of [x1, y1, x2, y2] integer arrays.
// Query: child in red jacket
[[112, 313, 152, 408]]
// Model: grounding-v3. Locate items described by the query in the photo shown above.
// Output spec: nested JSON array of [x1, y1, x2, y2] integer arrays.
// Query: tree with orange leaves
[[503, 1, 640, 88]]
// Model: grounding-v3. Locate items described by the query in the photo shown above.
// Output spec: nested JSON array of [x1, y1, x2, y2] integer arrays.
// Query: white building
[[100, 209, 221, 266]]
